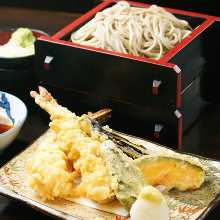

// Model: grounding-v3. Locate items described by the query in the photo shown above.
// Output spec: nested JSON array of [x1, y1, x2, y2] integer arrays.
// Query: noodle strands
[[71, 1, 192, 60]]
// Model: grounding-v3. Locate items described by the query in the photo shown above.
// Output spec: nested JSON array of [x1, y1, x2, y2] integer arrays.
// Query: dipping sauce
[[0, 124, 13, 134], [0, 93, 14, 134]]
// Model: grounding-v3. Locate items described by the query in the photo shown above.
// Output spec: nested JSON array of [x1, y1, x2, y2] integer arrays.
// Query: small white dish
[[0, 91, 27, 150]]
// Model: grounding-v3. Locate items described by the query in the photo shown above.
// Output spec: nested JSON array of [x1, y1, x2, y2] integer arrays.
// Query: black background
[[0, 1, 220, 220], [0, 0, 220, 16]]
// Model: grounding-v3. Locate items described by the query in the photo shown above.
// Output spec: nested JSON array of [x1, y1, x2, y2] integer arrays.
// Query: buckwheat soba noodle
[[71, 1, 192, 60]]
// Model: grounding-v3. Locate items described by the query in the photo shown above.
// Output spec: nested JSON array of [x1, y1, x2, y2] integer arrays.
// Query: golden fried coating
[[27, 87, 114, 202]]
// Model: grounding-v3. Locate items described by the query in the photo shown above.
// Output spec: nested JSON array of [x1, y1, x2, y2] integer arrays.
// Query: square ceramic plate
[[0, 129, 220, 220]]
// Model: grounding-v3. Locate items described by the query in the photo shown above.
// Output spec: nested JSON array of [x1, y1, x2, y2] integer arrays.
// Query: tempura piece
[[27, 137, 77, 200], [134, 155, 205, 191], [101, 140, 146, 210], [30, 86, 75, 120], [27, 87, 114, 203]]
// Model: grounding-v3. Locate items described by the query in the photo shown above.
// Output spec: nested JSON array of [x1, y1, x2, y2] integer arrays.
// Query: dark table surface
[[0, 5, 220, 220]]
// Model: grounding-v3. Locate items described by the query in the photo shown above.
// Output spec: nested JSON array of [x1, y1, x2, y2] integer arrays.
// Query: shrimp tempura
[[27, 86, 115, 203]]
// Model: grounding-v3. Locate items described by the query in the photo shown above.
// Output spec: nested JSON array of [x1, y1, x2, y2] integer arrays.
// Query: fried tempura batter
[[27, 87, 114, 202]]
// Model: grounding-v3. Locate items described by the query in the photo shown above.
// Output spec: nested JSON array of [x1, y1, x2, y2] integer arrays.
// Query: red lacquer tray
[[34, 0, 220, 148]]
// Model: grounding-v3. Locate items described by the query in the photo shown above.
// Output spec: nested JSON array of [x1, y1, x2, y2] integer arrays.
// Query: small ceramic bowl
[[0, 28, 48, 69], [0, 28, 48, 105], [0, 91, 27, 151]]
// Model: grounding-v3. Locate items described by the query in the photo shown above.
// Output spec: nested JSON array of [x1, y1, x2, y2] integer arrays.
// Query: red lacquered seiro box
[[34, 0, 220, 149]]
